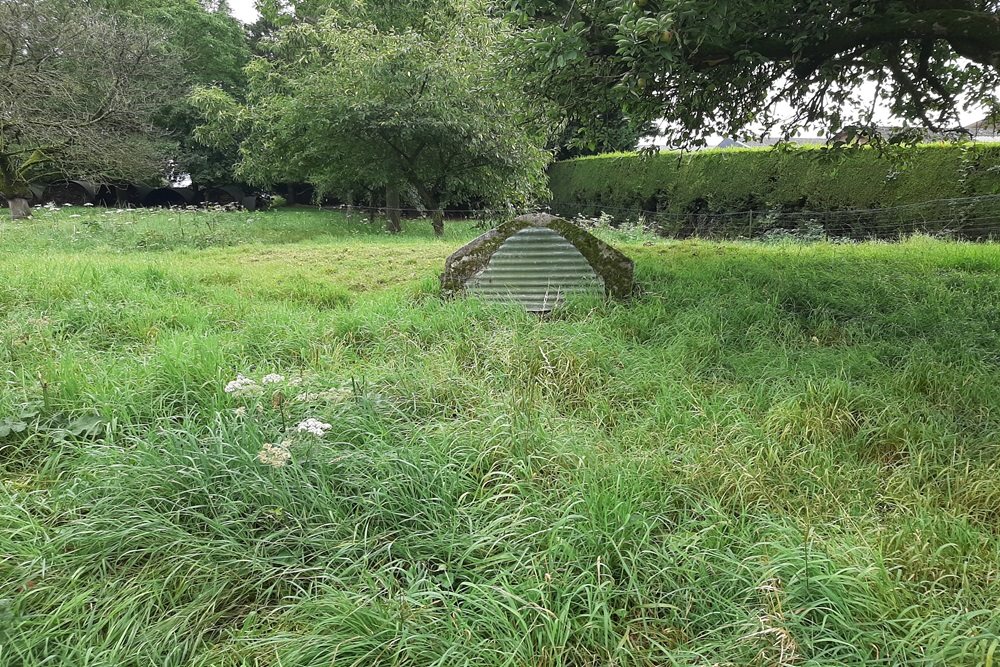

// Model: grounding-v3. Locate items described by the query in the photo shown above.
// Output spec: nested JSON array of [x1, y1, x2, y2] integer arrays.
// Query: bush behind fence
[[550, 194, 1000, 241], [547, 143, 1000, 239]]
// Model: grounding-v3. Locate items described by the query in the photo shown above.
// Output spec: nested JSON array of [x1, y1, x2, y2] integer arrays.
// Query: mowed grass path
[[1, 207, 999, 666]]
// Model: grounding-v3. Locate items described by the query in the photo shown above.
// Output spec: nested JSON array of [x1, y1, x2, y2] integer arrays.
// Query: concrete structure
[[441, 213, 634, 313]]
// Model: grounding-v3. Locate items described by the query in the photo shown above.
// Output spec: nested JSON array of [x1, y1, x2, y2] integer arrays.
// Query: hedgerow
[[547, 144, 1000, 236]]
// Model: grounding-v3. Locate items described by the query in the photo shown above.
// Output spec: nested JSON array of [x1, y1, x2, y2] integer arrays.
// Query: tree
[[549, 114, 651, 159], [509, 0, 1000, 148], [0, 0, 174, 219], [195, 0, 551, 234], [249, 0, 447, 52], [98, 0, 252, 186]]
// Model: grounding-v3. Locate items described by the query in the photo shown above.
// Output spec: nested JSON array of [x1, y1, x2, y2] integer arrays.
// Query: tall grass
[[1, 207, 999, 665]]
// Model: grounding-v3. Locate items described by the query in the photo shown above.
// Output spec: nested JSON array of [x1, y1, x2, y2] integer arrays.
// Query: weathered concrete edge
[[537, 217, 635, 300], [440, 220, 532, 296]]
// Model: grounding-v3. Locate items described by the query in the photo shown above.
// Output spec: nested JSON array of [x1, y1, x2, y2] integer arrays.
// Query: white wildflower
[[262, 373, 285, 385], [257, 441, 292, 467], [232, 406, 247, 417], [296, 418, 332, 437], [224, 373, 261, 396], [294, 387, 352, 403], [84, 202, 94, 207]]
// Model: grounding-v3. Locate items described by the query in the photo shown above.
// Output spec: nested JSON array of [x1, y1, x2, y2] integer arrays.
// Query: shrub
[[547, 143, 1000, 238]]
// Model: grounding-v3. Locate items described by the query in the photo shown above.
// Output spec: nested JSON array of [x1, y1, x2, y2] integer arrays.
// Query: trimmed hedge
[[547, 143, 1000, 237]]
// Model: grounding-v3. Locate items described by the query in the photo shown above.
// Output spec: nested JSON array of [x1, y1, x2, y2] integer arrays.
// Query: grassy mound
[[1, 207, 999, 665]]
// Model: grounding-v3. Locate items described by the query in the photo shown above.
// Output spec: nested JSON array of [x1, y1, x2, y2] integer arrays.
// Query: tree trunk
[[9, 197, 31, 221], [417, 187, 444, 236], [386, 185, 401, 233], [368, 190, 377, 224], [431, 208, 444, 237]]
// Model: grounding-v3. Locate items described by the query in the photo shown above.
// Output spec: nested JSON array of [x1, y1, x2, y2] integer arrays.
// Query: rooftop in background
[[966, 116, 1000, 138]]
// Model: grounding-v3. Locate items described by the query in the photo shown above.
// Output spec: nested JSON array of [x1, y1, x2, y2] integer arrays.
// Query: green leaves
[[0, 420, 28, 439], [0, 0, 177, 199], [202, 0, 552, 218], [0, 398, 104, 442], [63, 414, 105, 439], [509, 0, 1000, 149]]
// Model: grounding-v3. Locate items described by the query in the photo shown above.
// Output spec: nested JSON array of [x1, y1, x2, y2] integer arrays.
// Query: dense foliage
[[98, 0, 252, 186], [0, 0, 174, 217], [194, 0, 552, 233], [510, 0, 1000, 147], [2, 208, 999, 664], [548, 143, 1000, 233]]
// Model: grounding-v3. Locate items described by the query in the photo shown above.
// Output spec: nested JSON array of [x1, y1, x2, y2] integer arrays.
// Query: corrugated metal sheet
[[466, 227, 603, 312]]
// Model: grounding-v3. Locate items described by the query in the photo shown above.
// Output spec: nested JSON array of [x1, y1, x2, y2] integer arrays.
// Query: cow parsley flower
[[258, 441, 292, 467], [295, 387, 352, 403], [296, 418, 332, 437], [262, 373, 285, 385], [232, 406, 247, 417], [225, 373, 261, 396]]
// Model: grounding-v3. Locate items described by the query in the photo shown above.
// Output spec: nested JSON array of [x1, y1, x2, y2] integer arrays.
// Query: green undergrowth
[[1, 208, 999, 665]]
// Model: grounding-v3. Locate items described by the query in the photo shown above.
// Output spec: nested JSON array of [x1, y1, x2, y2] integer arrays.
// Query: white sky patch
[[229, 0, 259, 23]]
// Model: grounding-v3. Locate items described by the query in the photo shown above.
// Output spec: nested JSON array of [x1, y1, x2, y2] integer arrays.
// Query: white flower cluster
[[296, 418, 332, 437], [225, 372, 290, 395], [256, 419, 331, 468], [294, 387, 352, 403], [258, 441, 293, 468], [224, 373, 261, 396]]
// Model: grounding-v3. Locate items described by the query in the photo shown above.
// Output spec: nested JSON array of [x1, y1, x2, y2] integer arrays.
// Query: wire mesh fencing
[[321, 193, 1000, 241], [547, 194, 1000, 241]]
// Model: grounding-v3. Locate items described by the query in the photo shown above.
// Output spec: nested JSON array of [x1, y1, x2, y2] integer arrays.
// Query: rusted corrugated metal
[[466, 227, 603, 312]]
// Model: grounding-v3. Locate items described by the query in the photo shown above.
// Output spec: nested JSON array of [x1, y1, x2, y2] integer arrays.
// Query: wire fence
[[323, 193, 1000, 241], [553, 194, 1000, 241]]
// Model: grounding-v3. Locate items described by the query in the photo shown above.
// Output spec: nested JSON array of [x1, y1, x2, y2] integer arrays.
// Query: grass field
[[2, 206, 999, 666]]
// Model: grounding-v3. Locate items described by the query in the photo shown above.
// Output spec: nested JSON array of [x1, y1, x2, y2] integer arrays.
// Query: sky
[[229, 0, 259, 23]]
